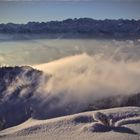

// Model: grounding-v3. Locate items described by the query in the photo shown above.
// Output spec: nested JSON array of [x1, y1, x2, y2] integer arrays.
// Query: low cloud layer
[[1, 39, 140, 66], [29, 50, 140, 118], [35, 53, 140, 102]]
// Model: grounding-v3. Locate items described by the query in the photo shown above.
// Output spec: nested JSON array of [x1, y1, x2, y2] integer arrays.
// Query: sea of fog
[[0, 39, 140, 66]]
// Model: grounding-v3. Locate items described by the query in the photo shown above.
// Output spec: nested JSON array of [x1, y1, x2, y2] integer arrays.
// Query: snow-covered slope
[[0, 107, 140, 140]]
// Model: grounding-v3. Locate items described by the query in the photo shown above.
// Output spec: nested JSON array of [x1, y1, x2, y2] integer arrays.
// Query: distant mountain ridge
[[0, 18, 140, 39]]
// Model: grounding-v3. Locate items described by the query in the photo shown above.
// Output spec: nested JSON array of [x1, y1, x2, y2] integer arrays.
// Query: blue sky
[[0, 1, 140, 23]]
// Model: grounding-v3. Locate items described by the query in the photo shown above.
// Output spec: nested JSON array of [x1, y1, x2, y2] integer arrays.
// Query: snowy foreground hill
[[0, 107, 140, 140], [0, 60, 140, 139]]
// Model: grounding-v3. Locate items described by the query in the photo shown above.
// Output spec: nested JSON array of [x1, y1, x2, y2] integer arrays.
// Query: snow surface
[[0, 107, 140, 140]]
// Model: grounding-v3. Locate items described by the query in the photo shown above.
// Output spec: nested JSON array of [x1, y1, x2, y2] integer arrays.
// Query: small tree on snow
[[93, 112, 110, 126]]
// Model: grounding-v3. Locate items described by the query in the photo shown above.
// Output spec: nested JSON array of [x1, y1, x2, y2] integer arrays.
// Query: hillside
[[1, 63, 140, 131]]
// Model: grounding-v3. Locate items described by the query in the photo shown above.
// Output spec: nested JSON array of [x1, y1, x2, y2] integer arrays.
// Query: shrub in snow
[[93, 112, 110, 126], [91, 122, 111, 132], [81, 122, 111, 132]]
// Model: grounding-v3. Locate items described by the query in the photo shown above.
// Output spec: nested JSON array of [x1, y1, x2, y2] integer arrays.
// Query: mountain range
[[0, 18, 140, 39]]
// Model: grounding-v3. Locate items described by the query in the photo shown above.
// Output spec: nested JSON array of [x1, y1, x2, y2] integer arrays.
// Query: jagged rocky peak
[[0, 66, 50, 100], [0, 66, 43, 86], [0, 66, 51, 129]]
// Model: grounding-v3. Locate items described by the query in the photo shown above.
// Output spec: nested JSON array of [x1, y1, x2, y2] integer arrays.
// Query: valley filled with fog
[[0, 38, 140, 66]]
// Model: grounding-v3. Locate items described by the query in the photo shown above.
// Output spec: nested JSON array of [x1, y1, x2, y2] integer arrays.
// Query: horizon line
[[0, 18, 140, 24]]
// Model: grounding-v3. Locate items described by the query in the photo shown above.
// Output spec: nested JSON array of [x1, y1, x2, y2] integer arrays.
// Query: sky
[[0, 0, 140, 23]]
